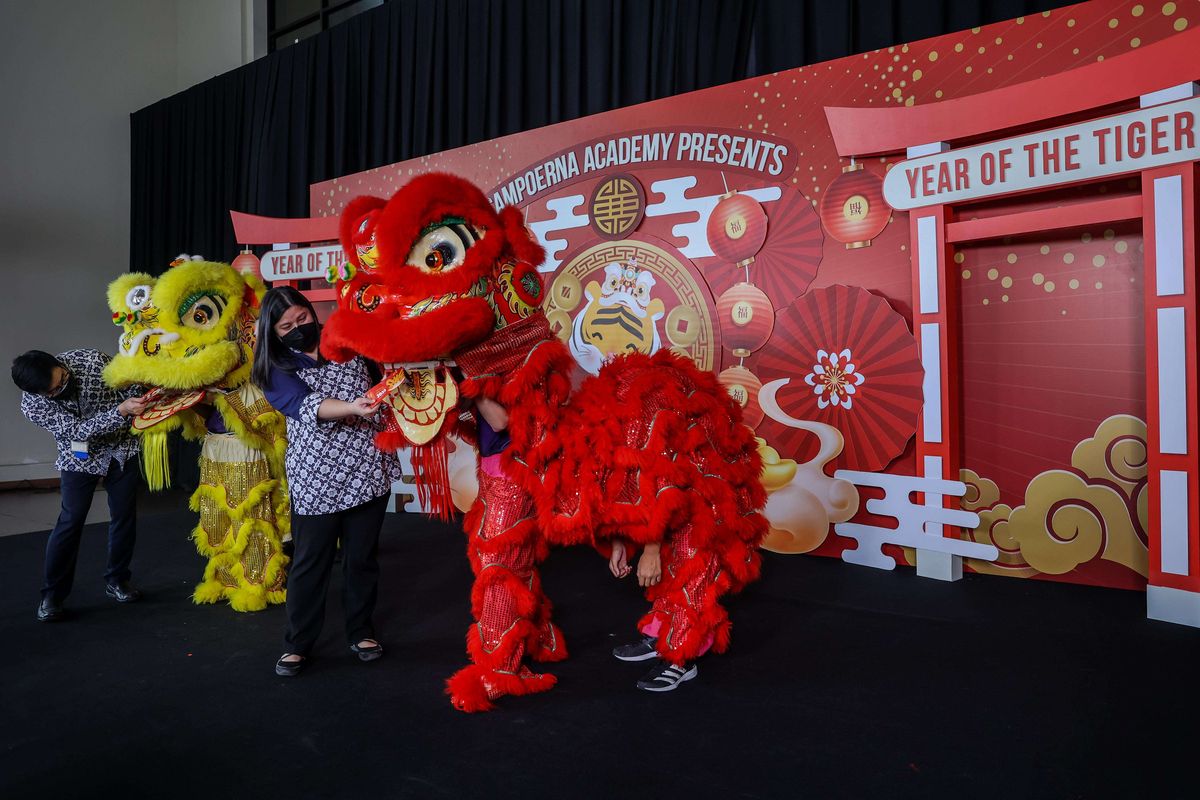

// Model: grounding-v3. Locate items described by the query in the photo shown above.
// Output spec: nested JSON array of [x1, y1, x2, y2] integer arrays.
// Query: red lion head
[[321, 172, 547, 367]]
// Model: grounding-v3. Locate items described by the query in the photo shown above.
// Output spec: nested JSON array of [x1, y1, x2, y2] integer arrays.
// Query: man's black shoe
[[36, 597, 64, 623], [105, 581, 142, 603]]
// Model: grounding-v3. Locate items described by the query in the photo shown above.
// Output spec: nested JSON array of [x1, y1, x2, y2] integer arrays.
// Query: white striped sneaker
[[635, 659, 698, 692]]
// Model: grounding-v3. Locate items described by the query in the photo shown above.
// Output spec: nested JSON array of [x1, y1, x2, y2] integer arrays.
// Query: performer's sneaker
[[612, 634, 659, 662], [635, 659, 698, 692]]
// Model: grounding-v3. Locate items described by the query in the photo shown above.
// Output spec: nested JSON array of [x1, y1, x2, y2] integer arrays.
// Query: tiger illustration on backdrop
[[568, 260, 666, 375]]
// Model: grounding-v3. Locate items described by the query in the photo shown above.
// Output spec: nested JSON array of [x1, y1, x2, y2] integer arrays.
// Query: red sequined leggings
[[637, 522, 726, 665], [447, 468, 566, 711]]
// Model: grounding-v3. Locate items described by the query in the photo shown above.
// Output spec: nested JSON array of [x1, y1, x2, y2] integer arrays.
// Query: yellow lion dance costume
[[104, 256, 289, 611]]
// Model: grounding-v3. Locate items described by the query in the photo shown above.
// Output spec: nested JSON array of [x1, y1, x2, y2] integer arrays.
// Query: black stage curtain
[[130, 0, 1071, 272]]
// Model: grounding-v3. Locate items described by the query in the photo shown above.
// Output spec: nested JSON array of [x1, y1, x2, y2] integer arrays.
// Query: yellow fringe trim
[[127, 410, 206, 491], [140, 428, 172, 491]]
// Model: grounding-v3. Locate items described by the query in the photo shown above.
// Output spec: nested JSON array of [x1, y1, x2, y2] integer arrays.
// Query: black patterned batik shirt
[[19, 349, 140, 476], [264, 353, 401, 516]]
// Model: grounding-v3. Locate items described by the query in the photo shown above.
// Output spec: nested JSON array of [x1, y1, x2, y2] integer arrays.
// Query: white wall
[[0, 0, 257, 481], [178, 0, 257, 92]]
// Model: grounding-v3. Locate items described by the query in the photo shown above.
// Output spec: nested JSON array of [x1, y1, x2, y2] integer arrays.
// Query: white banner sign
[[883, 96, 1199, 210], [260, 243, 346, 282]]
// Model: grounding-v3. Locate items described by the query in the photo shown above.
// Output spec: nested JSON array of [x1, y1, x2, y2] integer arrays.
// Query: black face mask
[[280, 321, 320, 353]]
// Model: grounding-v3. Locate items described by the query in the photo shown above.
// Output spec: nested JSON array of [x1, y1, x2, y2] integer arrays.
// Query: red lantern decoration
[[818, 162, 891, 249], [716, 282, 774, 357], [231, 247, 260, 277], [718, 364, 764, 429], [706, 191, 768, 267], [703, 184, 824, 309]]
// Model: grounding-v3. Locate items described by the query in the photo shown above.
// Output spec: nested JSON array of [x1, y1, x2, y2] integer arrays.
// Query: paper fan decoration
[[753, 285, 922, 471], [701, 183, 823, 309]]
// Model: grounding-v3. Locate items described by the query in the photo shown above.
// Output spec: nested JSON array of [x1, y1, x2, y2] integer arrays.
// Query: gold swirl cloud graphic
[[958, 415, 1148, 579], [758, 424, 860, 555]]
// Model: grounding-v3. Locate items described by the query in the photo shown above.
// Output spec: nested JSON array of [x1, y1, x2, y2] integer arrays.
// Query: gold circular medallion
[[589, 174, 646, 240], [549, 272, 583, 313], [666, 305, 701, 347]]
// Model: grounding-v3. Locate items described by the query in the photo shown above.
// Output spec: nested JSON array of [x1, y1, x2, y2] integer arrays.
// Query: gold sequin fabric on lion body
[[189, 383, 289, 612]]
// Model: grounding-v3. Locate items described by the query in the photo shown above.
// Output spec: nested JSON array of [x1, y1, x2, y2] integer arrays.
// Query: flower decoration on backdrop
[[753, 284, 922, 471]]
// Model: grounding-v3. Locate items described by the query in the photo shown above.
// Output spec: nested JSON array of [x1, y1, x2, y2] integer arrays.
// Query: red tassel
[[413, 432, 455, 521]]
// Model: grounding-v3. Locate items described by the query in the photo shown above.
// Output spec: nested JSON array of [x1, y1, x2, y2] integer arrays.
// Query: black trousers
[[43, 459, 138, 602], [283, 493, 388, 656]]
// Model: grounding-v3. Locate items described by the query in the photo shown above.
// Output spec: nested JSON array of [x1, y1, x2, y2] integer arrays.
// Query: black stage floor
[[1, 500, 1197, 799]]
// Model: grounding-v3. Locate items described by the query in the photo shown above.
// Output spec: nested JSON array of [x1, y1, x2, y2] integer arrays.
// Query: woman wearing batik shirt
[[251, 287, 401, 677]]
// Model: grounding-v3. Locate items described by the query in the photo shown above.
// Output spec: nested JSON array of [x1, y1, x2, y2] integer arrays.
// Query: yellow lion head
[[104, 259, 264, 391]]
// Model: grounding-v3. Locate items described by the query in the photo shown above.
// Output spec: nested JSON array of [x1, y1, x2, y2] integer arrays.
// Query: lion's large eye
[[406, 222, 481, 274], [179, 292, 227, 330], [126, 285, 153, 311]]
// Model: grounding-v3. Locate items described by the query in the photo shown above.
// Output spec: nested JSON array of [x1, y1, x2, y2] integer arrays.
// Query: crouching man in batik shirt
[[12, 349, 147, 622]]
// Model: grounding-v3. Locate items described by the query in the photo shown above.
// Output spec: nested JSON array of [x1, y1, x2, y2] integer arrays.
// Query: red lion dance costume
[[321, 173, 767, 712]]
